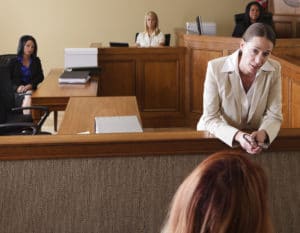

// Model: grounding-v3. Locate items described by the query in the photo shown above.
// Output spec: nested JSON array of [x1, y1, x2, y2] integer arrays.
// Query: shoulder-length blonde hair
[[161, 150, 273, 233], [144, 11, 160, 35]]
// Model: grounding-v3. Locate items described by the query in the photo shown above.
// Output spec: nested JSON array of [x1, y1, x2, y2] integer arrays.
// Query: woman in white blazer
[[197, 23, 282, 154]]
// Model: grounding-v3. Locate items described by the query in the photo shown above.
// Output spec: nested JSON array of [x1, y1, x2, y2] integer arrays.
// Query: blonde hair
[[144, 11, 160, 35], [161, 150, 273, 233]]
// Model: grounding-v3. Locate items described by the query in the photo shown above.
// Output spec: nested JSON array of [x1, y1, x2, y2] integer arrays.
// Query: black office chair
[[0, 54, 17, 65], [234, 12, 274, 27], [0, 54, 50, 135], [135, 33, 171, 46], [164, 34, 171, 46]]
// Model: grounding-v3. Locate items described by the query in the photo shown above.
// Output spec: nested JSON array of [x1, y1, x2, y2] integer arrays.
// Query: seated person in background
[[135, 11, 165, 47], [232, 1, 265, 37], [197, 23, 282, 154], [161, 150, 274, 233], [9, 35, 44, 114]]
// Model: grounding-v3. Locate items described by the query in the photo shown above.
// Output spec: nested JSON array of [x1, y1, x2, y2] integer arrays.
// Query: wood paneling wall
[[97, 47, 186, 128], [273, 14, 300, 38]]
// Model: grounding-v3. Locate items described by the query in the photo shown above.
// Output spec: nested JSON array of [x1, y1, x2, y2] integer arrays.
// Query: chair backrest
[[0, 62, 15, 113], [234, 13, 245, 25], [262, 12, 274, 27], [135, 33, 171, 46], [0, 64, 16, 124], [0, 87, 7, 124], [0, 54, 18, 112], [234, 12, 274, 27], [135, 32, 139, 42], [164, 34, 171, 46], [0, 54, 17, 66]]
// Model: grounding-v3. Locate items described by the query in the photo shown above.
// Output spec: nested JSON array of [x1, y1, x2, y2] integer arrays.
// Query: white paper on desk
[[59, 75, 91, 84], [95, 115, 143, 134]]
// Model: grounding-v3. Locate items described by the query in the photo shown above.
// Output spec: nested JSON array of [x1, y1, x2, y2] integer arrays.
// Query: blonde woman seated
[[161, 150, 274, 233], [136, 11, 165, 47]]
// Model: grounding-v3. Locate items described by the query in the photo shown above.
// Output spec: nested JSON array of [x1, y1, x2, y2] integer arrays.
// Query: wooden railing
[[0, 129, 299, 233], [0, 129, 299, 160]]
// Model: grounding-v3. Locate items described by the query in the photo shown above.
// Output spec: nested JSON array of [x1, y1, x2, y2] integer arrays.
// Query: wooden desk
[[58, 96, 142, 134], [31, 68, 98, 130]]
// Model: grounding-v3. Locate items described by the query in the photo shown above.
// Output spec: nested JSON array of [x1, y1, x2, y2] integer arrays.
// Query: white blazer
[[197, 50, 282, 147]]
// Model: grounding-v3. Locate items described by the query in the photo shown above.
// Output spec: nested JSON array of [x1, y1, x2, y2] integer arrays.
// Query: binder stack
[[58, 70, 91, 84]]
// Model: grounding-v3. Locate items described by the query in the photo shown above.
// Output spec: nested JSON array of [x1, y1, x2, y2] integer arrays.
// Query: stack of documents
[[95, 115, 143, 134], [185, 20, 216, 35], [58, 70, 91, 84], [202, 22, 216, 35]]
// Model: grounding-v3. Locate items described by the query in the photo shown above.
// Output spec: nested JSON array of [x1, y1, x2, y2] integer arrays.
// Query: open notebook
[[95, 115, 143, 134]]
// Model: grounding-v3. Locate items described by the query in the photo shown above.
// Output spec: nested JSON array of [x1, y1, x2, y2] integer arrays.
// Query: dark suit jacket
[[9, 56, 44, 92]]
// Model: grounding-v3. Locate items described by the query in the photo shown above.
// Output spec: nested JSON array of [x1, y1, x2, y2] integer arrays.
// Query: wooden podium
[[58, 96, 142, 134]]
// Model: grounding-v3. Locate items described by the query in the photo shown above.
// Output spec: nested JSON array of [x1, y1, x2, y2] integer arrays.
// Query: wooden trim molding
[[0, 128, 299, 160]]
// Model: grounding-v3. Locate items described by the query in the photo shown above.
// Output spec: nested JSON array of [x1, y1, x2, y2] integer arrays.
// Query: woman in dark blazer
[[10, 35, 44, 110], [232, 1, 264, 37]]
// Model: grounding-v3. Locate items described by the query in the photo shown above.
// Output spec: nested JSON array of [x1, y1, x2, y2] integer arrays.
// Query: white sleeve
[[197, 61, 239, 147], [259, 62, 282, 143]]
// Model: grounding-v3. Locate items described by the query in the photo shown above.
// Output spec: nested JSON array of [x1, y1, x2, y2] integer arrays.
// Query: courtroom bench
[[0, 129, 299, 233]]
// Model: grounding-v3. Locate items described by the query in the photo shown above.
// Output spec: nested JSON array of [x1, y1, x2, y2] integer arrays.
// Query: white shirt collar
[[221, 49, 276, 74]]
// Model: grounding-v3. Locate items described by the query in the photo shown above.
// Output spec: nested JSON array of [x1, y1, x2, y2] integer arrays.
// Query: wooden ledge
[[0, 128, 299, 160]]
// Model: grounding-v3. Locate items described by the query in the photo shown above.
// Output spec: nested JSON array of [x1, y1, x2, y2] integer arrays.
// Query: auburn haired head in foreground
[[161, 150, 273, 233]]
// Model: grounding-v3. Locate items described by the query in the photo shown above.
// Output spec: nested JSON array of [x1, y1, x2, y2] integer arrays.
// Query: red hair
[[161, 150, 273, 233]]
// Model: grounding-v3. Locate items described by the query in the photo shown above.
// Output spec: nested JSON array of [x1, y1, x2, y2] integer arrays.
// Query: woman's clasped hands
[[235, 130, 268, 154]]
